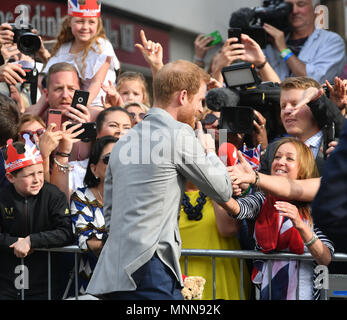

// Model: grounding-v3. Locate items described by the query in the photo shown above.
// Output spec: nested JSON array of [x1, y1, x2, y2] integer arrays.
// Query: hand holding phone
[[66, 122, 97, 142], [228, 28, 242, 44], [71, 90, 89, 109], [47, 109, 62, 132]]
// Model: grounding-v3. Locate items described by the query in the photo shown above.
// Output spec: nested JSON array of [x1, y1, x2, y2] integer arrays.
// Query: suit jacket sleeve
[[175, 126, 232, 203], [311, 119, 347, 241]]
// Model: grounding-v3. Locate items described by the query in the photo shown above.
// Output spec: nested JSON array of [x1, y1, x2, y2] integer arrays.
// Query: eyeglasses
[[129, 112, 146, 120], [18, 129, 46, 143], [101, 153, 111, 165], [203, 113, 219, 125]]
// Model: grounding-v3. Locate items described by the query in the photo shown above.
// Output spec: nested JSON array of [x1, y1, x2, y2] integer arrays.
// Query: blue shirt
[[264, 28, 346, 84], [305, 130, 323, 159]]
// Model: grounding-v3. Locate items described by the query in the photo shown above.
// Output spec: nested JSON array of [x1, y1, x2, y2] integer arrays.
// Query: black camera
[[205, 62, 281, 141], [9, 23, 41, 56], [229, 0, 293, 48]]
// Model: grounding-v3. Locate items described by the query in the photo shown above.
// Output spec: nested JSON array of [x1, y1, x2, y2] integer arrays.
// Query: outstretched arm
[[229, 151, 321, 202]]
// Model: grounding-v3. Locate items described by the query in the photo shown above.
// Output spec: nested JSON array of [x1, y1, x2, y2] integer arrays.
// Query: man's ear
[[5, 172, 15, 184], [177, 90, 188, 105], [43, 87, 49, 103]]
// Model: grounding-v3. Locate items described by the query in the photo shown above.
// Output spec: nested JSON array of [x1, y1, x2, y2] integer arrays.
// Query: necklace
[[95, 188, 104, 204], [182, 191, 207, 221]]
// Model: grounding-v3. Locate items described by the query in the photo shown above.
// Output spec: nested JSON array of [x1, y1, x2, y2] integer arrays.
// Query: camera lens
[[18, 33, 41, 56]]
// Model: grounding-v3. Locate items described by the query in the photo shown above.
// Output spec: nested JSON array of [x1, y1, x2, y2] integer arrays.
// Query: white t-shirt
[[43, 38, 120, 107]]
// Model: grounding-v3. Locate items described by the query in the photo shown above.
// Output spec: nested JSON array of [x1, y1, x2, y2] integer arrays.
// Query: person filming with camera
[[263, 0, 346, 84]]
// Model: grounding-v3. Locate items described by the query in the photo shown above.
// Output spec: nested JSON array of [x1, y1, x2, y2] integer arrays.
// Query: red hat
[[3, 134, 43, 174], [68, 0, 101, 18]]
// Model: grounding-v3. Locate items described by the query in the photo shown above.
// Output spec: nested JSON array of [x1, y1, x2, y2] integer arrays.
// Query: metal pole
[[212, 256, 216, 300], [74, 252, 79, 300], [240, 258, 244, 300], [48, 251, 51, 300], [21, 258, 25, 301], [296, 260, 300, 300], [268, 260, 272, 300]]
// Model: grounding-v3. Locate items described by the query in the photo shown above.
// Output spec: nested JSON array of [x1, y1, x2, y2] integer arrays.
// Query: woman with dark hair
[[70, 135, 118, 293], [69, 106, 132, 193]]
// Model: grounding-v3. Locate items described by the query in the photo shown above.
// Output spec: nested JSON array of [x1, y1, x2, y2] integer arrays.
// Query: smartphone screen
[[47, 109, 62, 132], [71, 90, 90, 108], [228, 28, 242, 44]]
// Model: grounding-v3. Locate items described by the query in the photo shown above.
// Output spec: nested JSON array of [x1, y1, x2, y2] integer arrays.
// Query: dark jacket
[[311, 119, 347, 274], [0, 182, 74, 299]]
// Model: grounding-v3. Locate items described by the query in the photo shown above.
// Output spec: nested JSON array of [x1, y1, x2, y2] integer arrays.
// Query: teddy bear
[[181, 275, 206, 300]]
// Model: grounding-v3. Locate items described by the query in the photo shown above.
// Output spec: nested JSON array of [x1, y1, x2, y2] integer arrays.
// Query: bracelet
[[304, 232, 318, 247], [54, 157, 73, 173], [56, 151, 71, 157], [252, 170, 259, 187], [256, 58, 268, 69], [241, 184, 251, 197]]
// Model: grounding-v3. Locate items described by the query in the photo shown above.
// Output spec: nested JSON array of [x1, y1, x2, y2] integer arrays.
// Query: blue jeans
[[102, 253, 183, 300]]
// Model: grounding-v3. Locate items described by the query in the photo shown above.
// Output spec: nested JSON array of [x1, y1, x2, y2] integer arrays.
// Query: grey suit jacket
[[87, 107, 233, 295]]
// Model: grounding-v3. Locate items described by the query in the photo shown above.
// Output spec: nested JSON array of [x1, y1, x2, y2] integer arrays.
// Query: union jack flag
[[239, 143, 261, 170]]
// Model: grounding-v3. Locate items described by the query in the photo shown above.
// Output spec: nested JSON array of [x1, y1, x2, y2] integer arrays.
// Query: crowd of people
[[0, 0, 347, 301]]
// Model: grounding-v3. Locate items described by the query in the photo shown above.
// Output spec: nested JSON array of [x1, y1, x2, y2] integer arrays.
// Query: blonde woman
[[227, 137, 334, 300]]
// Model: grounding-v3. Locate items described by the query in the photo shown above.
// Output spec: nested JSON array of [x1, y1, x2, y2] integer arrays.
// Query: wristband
[[256, 58, 268, 69], [56, 151, 71, 157], [280, 48, 292, 58], [304, 232, 318, 247], [280, 48, 294, 62], [252, 170, 259, 187]]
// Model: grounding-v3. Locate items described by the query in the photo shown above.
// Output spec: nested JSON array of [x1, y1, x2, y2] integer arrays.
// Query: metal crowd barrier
[[19, 246, 347, 300]]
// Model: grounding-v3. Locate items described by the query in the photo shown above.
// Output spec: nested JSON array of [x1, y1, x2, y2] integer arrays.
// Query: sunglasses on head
[[203, 113, 219, 125], [101, 153, 111, 165], [18, 129, 46, 142], [129, 112, 146, 120]]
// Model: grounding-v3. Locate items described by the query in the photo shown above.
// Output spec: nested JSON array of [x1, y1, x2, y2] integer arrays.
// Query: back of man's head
[[46, 62, 81, 89], [0, 93, 20, 147], [153, 60, 210, 106], [280, 76, 322, 91]]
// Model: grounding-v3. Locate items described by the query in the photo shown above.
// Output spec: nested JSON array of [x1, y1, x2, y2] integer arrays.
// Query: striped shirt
[[232, 191, 335, 300]]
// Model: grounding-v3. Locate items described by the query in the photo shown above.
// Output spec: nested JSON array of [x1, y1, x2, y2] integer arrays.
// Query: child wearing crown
[[0, 135, 74, 299], [42, 0, 119, 108]]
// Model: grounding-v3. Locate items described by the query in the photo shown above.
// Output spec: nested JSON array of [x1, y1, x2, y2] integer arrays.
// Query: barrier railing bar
[[268, 260, 272, 300], [30, 246, 347, 300]]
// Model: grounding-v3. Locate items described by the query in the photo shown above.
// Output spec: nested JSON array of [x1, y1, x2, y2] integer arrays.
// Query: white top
[[43, 38, 120, 107], [68, 158, 89, 192]]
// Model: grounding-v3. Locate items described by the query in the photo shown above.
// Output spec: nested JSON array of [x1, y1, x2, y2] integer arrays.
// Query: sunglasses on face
[[203, 113, 219, 125], [101, 153, 111, 165], [18, 129, 46, 142], [129, 112, 146, 120]]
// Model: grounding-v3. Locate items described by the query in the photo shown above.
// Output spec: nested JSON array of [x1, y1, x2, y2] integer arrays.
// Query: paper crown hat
[[3, 134, 43, 174], [68, 0, 101, 18]]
